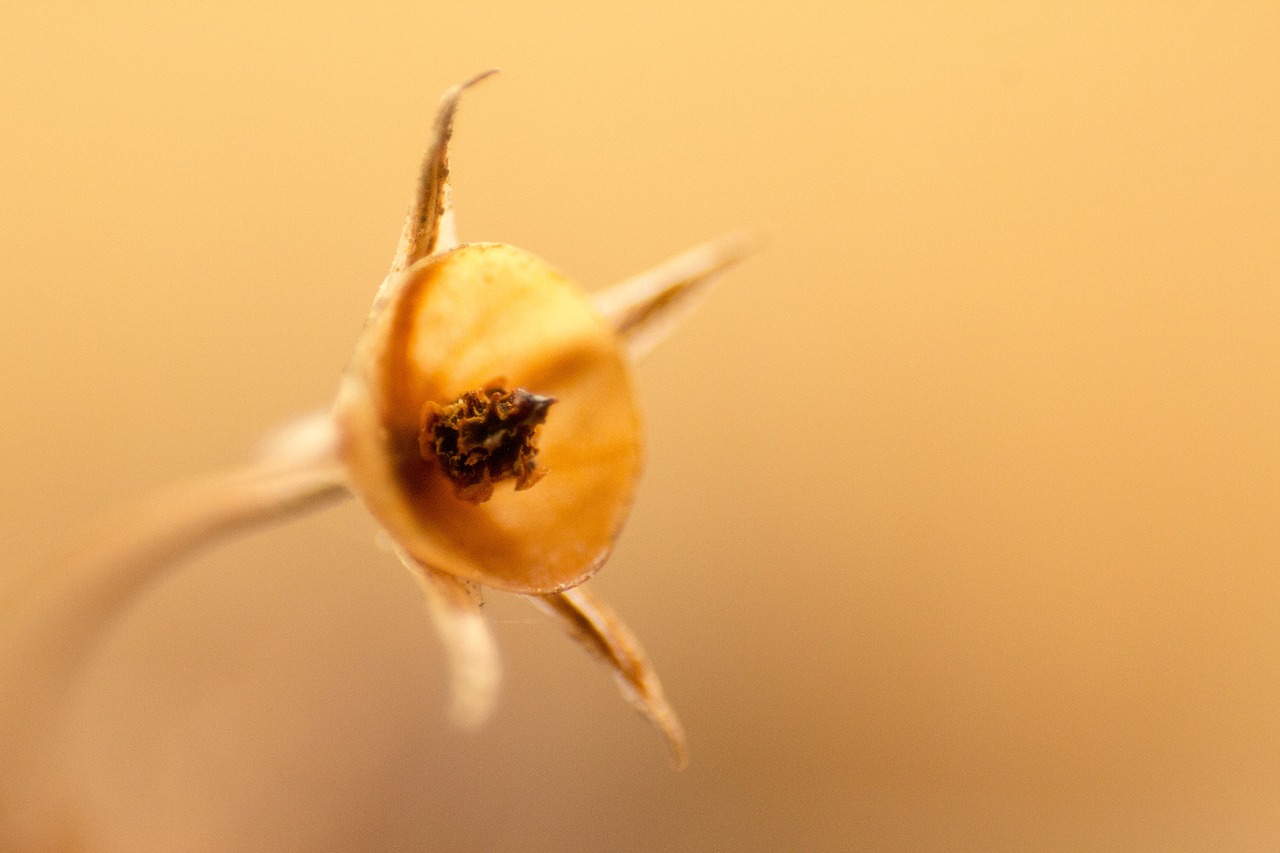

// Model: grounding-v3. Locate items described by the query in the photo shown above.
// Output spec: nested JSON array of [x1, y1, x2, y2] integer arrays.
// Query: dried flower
[[0, 71, 753, 816]]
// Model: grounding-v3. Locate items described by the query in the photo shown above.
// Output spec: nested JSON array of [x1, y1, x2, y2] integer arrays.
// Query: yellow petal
[[338, 243, 643, 594]]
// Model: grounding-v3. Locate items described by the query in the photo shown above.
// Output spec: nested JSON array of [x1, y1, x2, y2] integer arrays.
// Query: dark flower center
[[419, 386, 555, 503]]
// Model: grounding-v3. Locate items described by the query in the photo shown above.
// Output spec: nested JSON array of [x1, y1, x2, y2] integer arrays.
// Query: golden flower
[[338, 240, 643, 595], [0, 71, 752, 805]]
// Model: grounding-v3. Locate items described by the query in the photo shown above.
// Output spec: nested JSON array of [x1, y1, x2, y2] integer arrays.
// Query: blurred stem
[[0, 413, 349, 832]]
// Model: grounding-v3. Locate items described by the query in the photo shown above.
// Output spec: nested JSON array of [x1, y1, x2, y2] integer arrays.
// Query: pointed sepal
[[593, 231, 758, 363], [529, 585, 688, 768], [400, 551, 501, 729], [389, 69, 499, 276]]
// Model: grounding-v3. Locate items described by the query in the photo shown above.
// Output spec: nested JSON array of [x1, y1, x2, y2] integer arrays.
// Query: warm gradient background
[[2, 3, 1279, 851]]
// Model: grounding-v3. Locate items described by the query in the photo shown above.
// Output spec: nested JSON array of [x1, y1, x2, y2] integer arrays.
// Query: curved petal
[[339, 243, 643, 595], [388, 69, 499, 277], [592, 231, 759, 363], [398, 550, 501, 729], [529, 585, 688, 768]]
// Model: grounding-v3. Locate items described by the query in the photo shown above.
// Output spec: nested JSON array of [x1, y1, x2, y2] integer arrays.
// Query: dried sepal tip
[[530, 586, 689, 768], [594, 231, 761, 364], [389, 68, 501, 277]]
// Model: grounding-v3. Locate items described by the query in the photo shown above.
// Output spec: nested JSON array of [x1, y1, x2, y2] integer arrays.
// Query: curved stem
[[0, 414, 349, 834]]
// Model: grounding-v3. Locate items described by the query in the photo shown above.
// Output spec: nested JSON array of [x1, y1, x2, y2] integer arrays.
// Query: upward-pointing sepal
[[388, 69, 500, 277]]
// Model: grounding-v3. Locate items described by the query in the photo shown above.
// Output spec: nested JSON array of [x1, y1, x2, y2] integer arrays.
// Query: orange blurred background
[[2, 2, 1279, 850]]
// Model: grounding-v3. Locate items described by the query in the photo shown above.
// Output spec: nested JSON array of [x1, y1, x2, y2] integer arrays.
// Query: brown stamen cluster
[[419, 386, 555, 503]]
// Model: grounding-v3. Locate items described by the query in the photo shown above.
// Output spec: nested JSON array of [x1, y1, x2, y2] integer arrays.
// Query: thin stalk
[[0, 414, 349, 839]]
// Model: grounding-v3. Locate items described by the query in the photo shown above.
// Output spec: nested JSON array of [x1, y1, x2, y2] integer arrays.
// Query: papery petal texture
[[339, 243, 643, 594]]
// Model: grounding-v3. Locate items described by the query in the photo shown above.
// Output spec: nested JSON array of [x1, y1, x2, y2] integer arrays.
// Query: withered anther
[[419, 386, 555, 503]]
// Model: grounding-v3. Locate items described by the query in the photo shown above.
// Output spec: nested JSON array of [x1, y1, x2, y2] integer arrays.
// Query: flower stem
[[0, 413, 349, 839]]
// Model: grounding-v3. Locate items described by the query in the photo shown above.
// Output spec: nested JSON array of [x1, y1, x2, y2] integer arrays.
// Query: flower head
[[0, 72, 754, 789], [338, 242, 644, 594]]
